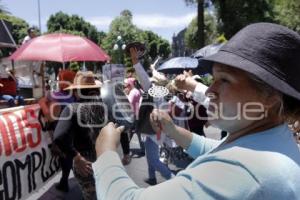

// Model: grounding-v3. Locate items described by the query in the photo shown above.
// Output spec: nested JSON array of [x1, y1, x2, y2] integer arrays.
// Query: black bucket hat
[[203, 23, 300, 100]]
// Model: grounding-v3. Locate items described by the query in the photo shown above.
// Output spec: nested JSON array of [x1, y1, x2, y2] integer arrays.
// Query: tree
[[47, 11, 101, 44], [184, 0, 206, 48], [101, 10, 143, 66], [274, 0, 300, 33], [212, 0, 274, 38], [140, 30, 171, 60], [184, 11, 219, 49], [102, 10, 171, 68], [0, 13, 29, 44]]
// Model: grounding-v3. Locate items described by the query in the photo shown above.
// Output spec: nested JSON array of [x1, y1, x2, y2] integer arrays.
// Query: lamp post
[[113, 35, 126, 64]]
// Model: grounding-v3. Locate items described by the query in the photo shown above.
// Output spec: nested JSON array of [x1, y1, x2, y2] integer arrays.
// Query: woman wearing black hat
[[93, 23, 300, 200]]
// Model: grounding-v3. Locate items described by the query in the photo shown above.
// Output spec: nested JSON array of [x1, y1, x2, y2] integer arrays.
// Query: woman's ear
[[263, 93, 282, 115]]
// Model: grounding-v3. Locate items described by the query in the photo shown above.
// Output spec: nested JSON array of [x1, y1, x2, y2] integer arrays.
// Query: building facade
[[171, 28, 194, 57]]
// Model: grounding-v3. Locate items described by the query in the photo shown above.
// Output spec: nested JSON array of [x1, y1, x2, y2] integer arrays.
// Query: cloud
[[86, 16, 114, 30], [30, 13, 196, 41], [30, 13, 196, 32], [133, 13, 196, 29], [86, 12, 196, 30]]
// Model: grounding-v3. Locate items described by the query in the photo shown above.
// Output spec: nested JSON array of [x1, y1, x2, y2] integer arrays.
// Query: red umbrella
[[9, 33, 110, 62]]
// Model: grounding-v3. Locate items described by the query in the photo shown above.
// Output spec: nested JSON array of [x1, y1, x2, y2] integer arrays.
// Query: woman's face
[[123, 83, 133, 95], [205, 63, 270, 133]]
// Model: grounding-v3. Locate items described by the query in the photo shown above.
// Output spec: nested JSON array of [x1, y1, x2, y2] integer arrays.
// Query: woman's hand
[[129, 47, 139, 65], [74, 153, 93, 177], [150, 109, 177, 137], [175, 71, 198, 92], [150, 109, 194, 149], [95, 122, 125, 158]]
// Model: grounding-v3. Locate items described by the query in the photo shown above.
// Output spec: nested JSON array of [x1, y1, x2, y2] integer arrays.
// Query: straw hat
[[64, 71, 101, 90]]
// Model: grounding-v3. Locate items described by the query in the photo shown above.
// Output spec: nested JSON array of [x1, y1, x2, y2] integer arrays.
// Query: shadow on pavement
[[38, 178, 82, 200]]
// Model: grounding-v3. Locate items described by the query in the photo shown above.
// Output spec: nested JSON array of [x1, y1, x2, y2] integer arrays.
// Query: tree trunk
[[197, 0, 205, 48]]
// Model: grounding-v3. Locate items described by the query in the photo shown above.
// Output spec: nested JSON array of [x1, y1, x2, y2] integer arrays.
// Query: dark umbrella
[[156, 57, 199, 74], [157, 43, 224, 75], [191, 43, 224, 74], [191, 43, 224, 59]]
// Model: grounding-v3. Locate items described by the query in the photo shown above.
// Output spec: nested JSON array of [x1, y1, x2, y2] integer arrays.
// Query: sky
[[2, 0, 197, 42]]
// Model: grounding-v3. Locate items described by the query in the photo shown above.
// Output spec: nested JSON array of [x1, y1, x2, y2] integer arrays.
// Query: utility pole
[[37, 0, 42, 33]]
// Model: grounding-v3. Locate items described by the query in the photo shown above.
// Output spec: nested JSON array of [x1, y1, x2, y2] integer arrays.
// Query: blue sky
[[2, 0, 197, 42]]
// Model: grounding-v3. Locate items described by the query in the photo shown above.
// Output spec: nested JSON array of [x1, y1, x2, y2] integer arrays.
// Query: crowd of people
[[91, 22, 300, 200], [40, 53, 206, 199], [32, 22, 300, 200]]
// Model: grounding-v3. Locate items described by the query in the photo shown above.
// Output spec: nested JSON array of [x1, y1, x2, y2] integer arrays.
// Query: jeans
[[144, 136, 172, 180], [0, 94, 25, 107], [120, 131, 130, 155]]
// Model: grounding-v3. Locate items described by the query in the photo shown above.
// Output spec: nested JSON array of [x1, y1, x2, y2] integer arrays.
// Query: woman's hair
[[282, 95, 300, 132], [247, 72, 300, 132], [78, 88, 100, 97]]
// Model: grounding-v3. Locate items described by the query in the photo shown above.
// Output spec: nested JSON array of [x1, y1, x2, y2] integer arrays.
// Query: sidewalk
[[32, 126, 221, 200]]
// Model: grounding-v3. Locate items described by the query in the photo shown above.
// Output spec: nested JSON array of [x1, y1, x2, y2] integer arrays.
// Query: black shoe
[[144, 178, 157, 185], [55, 182, 69, 192], [138, 151, 145, 156]]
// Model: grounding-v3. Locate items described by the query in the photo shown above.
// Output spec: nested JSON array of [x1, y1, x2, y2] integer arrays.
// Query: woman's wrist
[[166, 124, 179, 139]]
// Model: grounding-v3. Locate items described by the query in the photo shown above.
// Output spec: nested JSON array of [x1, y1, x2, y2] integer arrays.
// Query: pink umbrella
[[9, 33, 110, 62]]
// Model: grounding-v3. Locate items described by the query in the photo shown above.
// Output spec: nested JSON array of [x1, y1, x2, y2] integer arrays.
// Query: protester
[[0, 69, 25, 107], [93, 23, 300, 199], [39, 69, 76, 192], [39, 70, 76, 123], [122, 77, 144, 163], [124, 77, 141, 117], [54, 71, 104, 200], [125, 48, 174, 185], [117, 78, 133, 165], [22, 27, 37, 44], [125, 68, 135, 78]]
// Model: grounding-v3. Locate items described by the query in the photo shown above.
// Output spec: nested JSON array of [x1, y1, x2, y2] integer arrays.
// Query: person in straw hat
[[92, 23, 300, 199], [53, 71, 104, 200]]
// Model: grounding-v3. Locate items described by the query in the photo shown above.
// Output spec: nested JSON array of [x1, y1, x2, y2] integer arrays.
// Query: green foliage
[[185, 18, 199, 49], [97, 31, 107, 46], [0, 13, 29, 44], [184, 12, 219, 49], [50, 28, 85, 36], [47, 11, 101, 44], [215, 34, 227, 43], [140, 30, 171, 60], [212, 0, 275, 38], [101, 10, 143, 66], [157, 40, 171, 59], [69, 61, 80, 72], [102, 10, 171, 68], [199, 74, 213, 86], [274, 0, 300, 33]]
